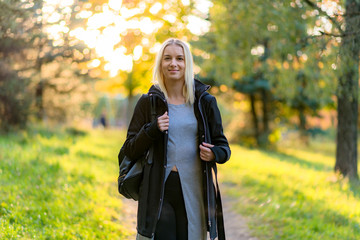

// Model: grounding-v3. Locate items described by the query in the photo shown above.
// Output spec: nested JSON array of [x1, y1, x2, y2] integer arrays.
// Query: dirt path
[[221, 194, 258, 240], [119, 194, 257, 240], [119, 198, 138, 239]]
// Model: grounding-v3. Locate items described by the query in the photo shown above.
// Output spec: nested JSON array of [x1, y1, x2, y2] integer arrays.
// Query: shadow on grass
[[262, 149, 333, 172], [349, 179, 360, 198], [42, 145, 69, 155], [75, 150, 103, 160]]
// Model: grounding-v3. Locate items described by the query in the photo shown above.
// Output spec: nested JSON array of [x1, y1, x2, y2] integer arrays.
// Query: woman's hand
[[157, 111, 169, 132], [199, 142, 215, 161]]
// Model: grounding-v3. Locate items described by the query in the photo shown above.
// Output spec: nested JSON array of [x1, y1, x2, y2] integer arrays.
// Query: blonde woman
[[122, 38, 230, 240]]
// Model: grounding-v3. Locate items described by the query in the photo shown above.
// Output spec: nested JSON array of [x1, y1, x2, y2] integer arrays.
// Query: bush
[[0, 62, 32, 131]]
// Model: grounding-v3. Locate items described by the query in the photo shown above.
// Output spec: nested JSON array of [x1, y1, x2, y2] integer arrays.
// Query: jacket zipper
[[197, 89, 212, 231]]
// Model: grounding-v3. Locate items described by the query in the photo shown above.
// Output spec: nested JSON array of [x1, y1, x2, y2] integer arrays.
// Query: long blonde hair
[[152, 38, 195, 104]]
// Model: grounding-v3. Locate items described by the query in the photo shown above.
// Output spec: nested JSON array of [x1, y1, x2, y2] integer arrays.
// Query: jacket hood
[[194, 79, 211, 99], [148, 84, 165, 97], [147, 79, 210, 100]]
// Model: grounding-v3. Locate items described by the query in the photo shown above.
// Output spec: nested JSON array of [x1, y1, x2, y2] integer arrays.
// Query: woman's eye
[[178, 58, 184, 60]]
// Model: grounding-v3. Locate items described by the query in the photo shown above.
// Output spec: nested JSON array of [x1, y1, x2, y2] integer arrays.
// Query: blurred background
[[1, 0, 360, 239], [1, 0, 346, 142]]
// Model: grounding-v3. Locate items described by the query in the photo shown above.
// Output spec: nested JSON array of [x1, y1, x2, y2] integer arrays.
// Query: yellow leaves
[[232, 72, 241, 80], [210, 86, 219, 94], [292, 59, 300, 70], [89, 68, 103, 78], [268, 128, 281, 143], [220, 84, 228, 92], [233, 101, 241, 110], [234, 92, 243, 101], [299, 54, 308, 63], [318, 61, 324, 69], [319, 80, 326, 88], [283, 61, 289, 69], [95, 78, 124, 95]]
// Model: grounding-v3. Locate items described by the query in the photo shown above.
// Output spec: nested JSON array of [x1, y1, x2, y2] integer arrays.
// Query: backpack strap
[[147, 94, 156, 165], [150, 94, 156, 120]]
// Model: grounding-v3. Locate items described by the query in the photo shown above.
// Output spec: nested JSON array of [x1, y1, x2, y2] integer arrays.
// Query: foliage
[[0, 65, 32, 131], [0, 127, 131, 239], [194, 0, 339, 146], [0, 0, 96, 128], [84, 0, 202, 123], [219, 134, 360, 239], [0, 0, 40, 130], [29, 0, 95, 122]]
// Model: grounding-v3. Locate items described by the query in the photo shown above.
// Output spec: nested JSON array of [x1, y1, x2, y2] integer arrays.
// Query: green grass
[[0, 126, 130, 239], [1, 127, 360, 239], [219, 136, 360, 240]]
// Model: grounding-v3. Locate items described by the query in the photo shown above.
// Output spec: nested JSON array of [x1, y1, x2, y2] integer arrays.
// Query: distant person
[[121, 38, 231, 240], [100, 112, 107, 128]]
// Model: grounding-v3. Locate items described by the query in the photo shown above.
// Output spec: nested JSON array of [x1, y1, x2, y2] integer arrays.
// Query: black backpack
[[117, 95, 156, 201]]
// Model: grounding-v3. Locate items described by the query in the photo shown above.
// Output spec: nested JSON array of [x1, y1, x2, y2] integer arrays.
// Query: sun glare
[[44, 0, 213, 76], [133, 45, 143, 61], [109, 0, 122, 11], [150, 2, 162, 14], [187, 15, 210, 35]]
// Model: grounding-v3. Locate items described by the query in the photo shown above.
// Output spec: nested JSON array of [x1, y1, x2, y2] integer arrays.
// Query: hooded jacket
[[123, 79, 231, 239]]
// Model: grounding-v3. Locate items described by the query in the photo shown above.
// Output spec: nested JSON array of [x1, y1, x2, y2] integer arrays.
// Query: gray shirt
[[164, 103, 207, 240]]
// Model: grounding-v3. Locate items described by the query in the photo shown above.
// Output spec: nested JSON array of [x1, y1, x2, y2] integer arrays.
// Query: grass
[[219, 136, 360, 240], [1, 127, 359, 239], [0, 126, 130, 239]]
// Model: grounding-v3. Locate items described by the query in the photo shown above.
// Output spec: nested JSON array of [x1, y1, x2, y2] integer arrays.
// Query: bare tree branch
[[302, 0, 344, 34], [333, 11, 360, 18], [304, 29, 360, 40]]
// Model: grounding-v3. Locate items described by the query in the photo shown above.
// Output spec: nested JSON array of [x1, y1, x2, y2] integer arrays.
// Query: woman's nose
[[170, 58, 176, 66]]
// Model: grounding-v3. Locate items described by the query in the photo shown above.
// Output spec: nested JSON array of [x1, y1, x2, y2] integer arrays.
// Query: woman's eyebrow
[[163, 54, 184, 57]]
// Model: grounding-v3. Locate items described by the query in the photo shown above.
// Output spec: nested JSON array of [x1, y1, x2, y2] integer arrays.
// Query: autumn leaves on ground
[[1, 127, 359, 239]]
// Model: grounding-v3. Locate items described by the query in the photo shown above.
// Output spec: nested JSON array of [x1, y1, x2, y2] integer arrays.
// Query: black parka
[[123, 79, 231, 239]]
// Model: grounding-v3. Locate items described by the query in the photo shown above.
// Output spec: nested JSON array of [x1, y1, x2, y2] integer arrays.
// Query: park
[[1, 0, 359, 239]]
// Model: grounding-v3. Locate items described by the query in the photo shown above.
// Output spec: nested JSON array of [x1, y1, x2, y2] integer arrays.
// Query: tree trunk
[[126, 91, 135, 127], [249, 93, 260, 145], [298, 105, 309, 145], [125, 72, 135, 127], [35, 80, 44, 120], [260, 88, 270, 146], [335, 0, 360, 180]]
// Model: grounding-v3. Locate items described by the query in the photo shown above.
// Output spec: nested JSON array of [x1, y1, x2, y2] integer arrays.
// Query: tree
[[0, 0, 40, 130], [334, 0, 359, 179], [195, 0, 334, 146], [83, 0, 199, 125], [30, 0, 92, 122], [303, 0, 360, 179]]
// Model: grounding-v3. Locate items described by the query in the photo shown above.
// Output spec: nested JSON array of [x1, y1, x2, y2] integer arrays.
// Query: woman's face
[[161, 44, 185, 84]]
